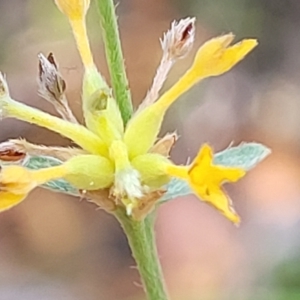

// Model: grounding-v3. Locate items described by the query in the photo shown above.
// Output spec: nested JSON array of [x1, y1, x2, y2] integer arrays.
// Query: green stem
[[96, 0, 133, 125], [115, 210, 169, 300], [95, 2, 167, 298]]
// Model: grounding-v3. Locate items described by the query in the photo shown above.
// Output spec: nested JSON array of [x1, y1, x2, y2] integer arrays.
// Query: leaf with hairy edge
[[213, 143, 271, 169], [161, 143, 270, 202]]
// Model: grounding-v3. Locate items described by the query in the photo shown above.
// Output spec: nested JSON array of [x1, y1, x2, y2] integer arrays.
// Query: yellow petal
[[192, 184, 240, 224], [2, 96, 107, 156], [155, 34, 258, 110], [124, 35, 257, 158], [191, 35, 258, 78], [186, 144, 245, 223], [191, 143, 213, 169], [0, 164, 67, 212], [188, 144, 246, 186], [187, 144, 214, 187], [214, 166, 246, 184], [165, 164, 188, 180], [0, 166, 36, 194], [55, 0, 94, 67], [69, 19, 94, 67], [164, 144, 245, 223], [0, 192, 26, 212], [54, 0, 90, 20], [0, 165, 67, 189]]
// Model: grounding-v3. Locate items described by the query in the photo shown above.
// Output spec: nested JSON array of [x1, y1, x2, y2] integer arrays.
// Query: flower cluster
[[0, 0, 259, 223]]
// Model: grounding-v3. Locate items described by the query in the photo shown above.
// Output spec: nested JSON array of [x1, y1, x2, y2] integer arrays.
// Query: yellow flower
[[55, 0, 94, 68], [188, 145, 245, 224], [0, 165, 66, 211], [124, 34, 257, 158], [54, 0, 123, 140], [166, 144, 245, 224], [54, 0, 90, 20], [0, 6, 258, 223], [0, 155, 114, 211]]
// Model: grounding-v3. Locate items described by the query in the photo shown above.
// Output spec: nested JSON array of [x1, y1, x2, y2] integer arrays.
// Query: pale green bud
[[64, 154, 114, 190]]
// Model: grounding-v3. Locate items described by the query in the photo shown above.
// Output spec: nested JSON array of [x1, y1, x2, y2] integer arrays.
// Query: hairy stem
[[95, 1, 167, 298], [115, 209, 169, 300], [96, 0, 133, 125]]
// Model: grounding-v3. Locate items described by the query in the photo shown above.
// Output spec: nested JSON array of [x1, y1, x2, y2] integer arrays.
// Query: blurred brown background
[[1, 0, 300, 299]]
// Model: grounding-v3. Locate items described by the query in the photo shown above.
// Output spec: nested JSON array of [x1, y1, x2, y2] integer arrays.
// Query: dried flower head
[[38, 53, 66, 103], [161, 17, 195, 60], [140, 18, 196, 110], [38, 53, 78, 123], [0, 141, 27, 165]]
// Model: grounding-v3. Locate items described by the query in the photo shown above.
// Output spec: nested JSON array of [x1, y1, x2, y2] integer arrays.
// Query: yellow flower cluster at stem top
[[0, 0, 258, 224]]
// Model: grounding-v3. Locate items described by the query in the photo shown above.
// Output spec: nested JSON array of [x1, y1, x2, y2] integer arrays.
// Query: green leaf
[[161, 142, 271, 202], [214, 142, 271, 170], [25, 155, 79, 196]]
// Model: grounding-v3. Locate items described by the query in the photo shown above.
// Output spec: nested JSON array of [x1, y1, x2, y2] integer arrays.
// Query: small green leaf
[[214, 142, 271, 170], [25, 155, 79, 196], [161, 143, 270, 202]]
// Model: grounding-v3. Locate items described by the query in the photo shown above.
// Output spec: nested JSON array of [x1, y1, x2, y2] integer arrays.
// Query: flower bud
[[64, 154, 114, 190], [82, 66, 124, 144], [54, 0, 90, 20]]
